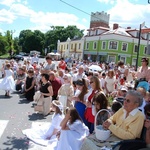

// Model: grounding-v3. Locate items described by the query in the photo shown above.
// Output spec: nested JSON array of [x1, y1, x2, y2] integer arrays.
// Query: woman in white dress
[[0, 63, 15, 96], [56, 107, 89, 150], [22, 100, 64, 146]]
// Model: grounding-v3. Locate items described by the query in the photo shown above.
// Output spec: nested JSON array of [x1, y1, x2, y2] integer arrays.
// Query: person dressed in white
[[31, 53, 39, 65], [56, 107, 89, 150], [22, 100, 64, 147], [0, 63, 15, 96]]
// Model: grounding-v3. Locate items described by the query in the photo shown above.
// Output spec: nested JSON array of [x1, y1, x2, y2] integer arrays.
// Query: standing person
[[56, 107, 89, 150], [24, 69, 35, 101], [49, 71, 62, 100], [36, 73, 53, 116], [58, 57, 66, 71], [136, 58, 150, 82], [117, 61, 129, 85], [23, 100, 64, 147], [31, 53, 39, 65], [84, 76, 103, 133], [0, 63, 15, 96], [104, 70, 116, 95], [73, 78, 89, 123], [41, 55, 55, 74]]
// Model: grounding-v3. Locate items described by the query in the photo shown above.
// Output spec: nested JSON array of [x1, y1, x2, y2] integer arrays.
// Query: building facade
[[57, 37, 85, 60], [84, 24, 150, 66]]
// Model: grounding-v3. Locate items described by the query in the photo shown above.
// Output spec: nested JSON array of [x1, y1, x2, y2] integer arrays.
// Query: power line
[[59, 0, 104, 21], [60, 0, 91, 16]]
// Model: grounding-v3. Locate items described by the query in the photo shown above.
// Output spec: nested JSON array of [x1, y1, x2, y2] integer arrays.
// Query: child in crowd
[[0, 63, 15, 96]]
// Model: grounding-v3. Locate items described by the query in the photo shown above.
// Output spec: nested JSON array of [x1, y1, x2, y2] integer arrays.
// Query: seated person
[[103, 90, 144, 140], [143, 103, 150, 148], [15, 67, 27, 93], [56, 107, 89, 150], [22, 100, 64, 146]]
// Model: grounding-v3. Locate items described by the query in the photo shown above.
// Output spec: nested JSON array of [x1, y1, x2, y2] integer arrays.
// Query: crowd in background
[[0, 54, 150, 149]]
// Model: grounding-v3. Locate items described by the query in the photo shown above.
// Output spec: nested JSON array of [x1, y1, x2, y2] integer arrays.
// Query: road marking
[[0, 120, 9, 138]]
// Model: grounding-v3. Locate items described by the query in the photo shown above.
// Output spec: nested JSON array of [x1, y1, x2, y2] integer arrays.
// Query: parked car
[[11, 55, 24, 61]]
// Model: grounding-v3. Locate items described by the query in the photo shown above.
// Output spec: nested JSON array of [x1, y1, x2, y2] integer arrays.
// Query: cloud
[[106, 0, 150, 28], [0, 0, 20, 6], [0, 9, 16, 23], [97, 0, 115, 5]]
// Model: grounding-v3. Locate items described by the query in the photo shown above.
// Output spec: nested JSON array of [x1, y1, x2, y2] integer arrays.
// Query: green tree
[[19, 30, 45, 54], [45, 25, 84, 52], [0, 36, 8, 55]]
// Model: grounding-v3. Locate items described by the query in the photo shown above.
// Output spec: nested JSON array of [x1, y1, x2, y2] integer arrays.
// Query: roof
[[103, 27, 131, 37]]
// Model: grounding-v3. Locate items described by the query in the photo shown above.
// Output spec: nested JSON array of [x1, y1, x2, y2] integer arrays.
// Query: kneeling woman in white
[[22, 100, 64, 146], [56, 107, 89, 150]]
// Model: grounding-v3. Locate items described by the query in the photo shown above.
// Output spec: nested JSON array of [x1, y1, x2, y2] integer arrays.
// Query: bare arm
[[41, 85, 53, 97]]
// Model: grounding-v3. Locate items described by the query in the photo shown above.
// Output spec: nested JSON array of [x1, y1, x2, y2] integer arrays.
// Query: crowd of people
[[0, 54, 150, 149]]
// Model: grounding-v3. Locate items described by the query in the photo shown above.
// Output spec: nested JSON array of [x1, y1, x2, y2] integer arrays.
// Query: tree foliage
[[0, 25, 84, 56]]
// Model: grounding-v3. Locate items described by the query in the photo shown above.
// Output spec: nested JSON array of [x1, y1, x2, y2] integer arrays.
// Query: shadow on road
[[0, 95, 13, 99], [3, 136, 29, 150], [28, 113, 47, 121], [18, 98, 32, 104]]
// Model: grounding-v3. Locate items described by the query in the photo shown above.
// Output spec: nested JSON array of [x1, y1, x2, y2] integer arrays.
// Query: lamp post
[[135, 22, 145, 71]]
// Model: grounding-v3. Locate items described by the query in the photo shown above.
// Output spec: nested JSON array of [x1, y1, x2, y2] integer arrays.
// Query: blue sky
[[0, 0, 150, 37]]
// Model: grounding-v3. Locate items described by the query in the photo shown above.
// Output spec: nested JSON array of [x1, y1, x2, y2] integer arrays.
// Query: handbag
[[34, 105, 43, 112], [58, 95, 68, 108]]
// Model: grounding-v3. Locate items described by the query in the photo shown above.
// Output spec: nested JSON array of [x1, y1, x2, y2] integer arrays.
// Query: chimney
[[127, 27, 131, 29], [113, 23, 119, 30]]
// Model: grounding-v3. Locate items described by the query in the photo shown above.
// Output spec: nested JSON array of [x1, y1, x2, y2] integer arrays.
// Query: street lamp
[[135, 22, 145, 71]]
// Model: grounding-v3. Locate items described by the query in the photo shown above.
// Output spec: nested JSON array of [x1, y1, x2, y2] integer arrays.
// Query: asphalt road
[[0, 89, 53, 150], [0, 57, 55, 150]]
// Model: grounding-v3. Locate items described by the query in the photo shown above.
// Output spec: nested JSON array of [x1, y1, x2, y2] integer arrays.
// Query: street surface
[[0, 89, 53, 150], [0, 58, 58, 150]]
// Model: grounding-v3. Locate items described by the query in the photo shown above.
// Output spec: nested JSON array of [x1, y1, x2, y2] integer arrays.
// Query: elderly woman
[[58, 73, 74, 108], [103, 90, 144, 140]]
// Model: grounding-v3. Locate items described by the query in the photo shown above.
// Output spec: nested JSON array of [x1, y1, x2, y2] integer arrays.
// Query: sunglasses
[[90, 81, 94, 84], [124, 99, 131, 103]]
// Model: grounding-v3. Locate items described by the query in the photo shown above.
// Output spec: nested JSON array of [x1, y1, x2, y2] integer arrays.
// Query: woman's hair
[[76, 78, 88, 102], [93, 92, 108, 112], [107, 70, 115, 77], [69, 107, 82, 124], [117, 61, 124, 66], [127, 90, 143, 107], [41, 73, 49, 81], [144, 103, 150, 115], [90, 76, 102, 91], [111, 101, 122, 113], [52, 100, 62, 115]]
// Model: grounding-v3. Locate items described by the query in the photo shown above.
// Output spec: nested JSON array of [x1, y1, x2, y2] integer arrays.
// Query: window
[[134, 45, 138, 53], [96, 30, 98, 35], [144, 46, 147, 54], [109, 41, 118, 50], [122, 43, 128, 51], [108, 55, 116, 63], [120, 56, 126, 63], [102, 41, 106, 49], [93, 42, 97, 49], [132, 58, 137, 66], [86, 43, 89, 49], [67, 44, 68, 49], [78, 43, 81, 49], [71, 44, 73, 50]]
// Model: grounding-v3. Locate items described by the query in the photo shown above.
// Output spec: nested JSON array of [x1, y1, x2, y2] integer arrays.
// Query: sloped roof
[[103, 27, 131, 37]]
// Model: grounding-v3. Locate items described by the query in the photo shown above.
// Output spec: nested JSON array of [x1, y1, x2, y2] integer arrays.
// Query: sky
[[0, 0, 150, 37]]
